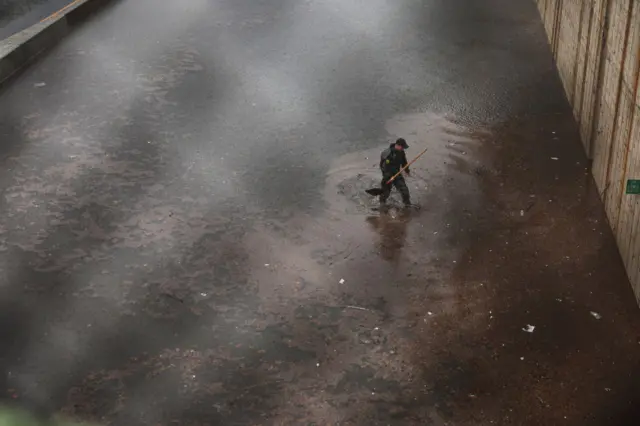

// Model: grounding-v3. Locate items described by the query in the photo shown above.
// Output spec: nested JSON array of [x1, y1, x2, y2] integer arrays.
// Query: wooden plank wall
[[534, 0, 640, 302]]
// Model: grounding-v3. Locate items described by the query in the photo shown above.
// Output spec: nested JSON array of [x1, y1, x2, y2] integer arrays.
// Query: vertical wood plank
[[580, 0, 609, 155], [590, 0, 627, 193]]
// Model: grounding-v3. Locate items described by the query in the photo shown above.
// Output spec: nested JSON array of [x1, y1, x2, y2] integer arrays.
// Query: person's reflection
[[366, 208, 411, 262]]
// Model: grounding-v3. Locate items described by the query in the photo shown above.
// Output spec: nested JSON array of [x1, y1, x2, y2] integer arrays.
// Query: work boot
[[404, 202, 420, 210]]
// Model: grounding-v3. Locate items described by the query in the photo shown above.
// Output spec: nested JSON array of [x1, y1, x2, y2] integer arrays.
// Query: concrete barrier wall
[[535, 0, 640, 302], [0, 0, 116, 87], [0, 0, 75, 40]]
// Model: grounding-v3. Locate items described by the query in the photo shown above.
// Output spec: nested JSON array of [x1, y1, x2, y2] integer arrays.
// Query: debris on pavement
[[34, 82, 46, 87], [551, 157, 559, 160], [590, 311, 602, 320], [3, 0, 640, 424], [345, 305, 372, 312]]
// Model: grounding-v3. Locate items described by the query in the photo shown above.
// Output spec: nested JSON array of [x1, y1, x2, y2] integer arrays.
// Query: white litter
[[316, 363, 320, 367], [551, 157, 559, 160], [520, 210, 524, 216], [345, 305, 371, 312], [590, 311, 602, 320], [523, 325, 535, 333], [264, 264, 270, 267], [339, 278, 345, 284], [34, 82, 46, 87]]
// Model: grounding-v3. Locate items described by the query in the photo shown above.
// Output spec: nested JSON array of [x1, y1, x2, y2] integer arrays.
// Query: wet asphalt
[[0, 0, 639, 425]]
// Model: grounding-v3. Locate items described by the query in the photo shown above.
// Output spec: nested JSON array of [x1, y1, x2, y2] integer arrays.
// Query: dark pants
[[380, 175, 411, 205]]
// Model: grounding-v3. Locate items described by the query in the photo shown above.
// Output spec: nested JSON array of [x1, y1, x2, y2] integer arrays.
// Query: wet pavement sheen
[[0, 0, 639, 425]]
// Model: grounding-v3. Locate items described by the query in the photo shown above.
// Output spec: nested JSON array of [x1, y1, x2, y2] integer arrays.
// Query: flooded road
[[0, 0, 639, 424]]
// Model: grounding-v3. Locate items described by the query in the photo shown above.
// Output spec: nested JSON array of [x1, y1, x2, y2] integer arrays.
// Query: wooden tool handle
[[386, 147, 428, 184]]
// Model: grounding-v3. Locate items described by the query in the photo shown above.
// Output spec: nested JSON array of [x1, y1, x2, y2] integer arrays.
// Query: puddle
[[324, 111, 485, 229], [241, 111, 487, 322], [229, 110, 492, 424]]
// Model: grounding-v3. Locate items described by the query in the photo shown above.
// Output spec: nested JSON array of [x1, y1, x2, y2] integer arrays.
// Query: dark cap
[[395, 138, 409, 148]]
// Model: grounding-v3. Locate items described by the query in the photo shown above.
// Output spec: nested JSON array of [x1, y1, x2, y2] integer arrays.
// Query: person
[[379, 138, 412, 207]]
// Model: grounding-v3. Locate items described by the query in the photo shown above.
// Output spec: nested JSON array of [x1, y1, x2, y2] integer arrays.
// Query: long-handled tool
[[365, 147, 428, 196]]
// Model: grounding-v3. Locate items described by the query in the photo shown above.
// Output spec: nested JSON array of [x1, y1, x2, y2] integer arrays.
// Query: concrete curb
[[0, 0, 114, 86]]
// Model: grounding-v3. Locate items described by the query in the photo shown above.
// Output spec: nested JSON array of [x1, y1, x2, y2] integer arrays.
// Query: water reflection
[[366, 207, 412, 262]]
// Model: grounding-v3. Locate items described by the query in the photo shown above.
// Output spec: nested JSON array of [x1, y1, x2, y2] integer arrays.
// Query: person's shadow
[[365, 207, 412, 262]]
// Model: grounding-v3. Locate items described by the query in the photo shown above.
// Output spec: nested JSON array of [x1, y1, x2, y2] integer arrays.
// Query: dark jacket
[[380, 144, 409, 176]]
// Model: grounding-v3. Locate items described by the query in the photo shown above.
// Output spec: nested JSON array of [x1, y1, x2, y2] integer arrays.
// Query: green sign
[[626, 179, 640, 194]]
